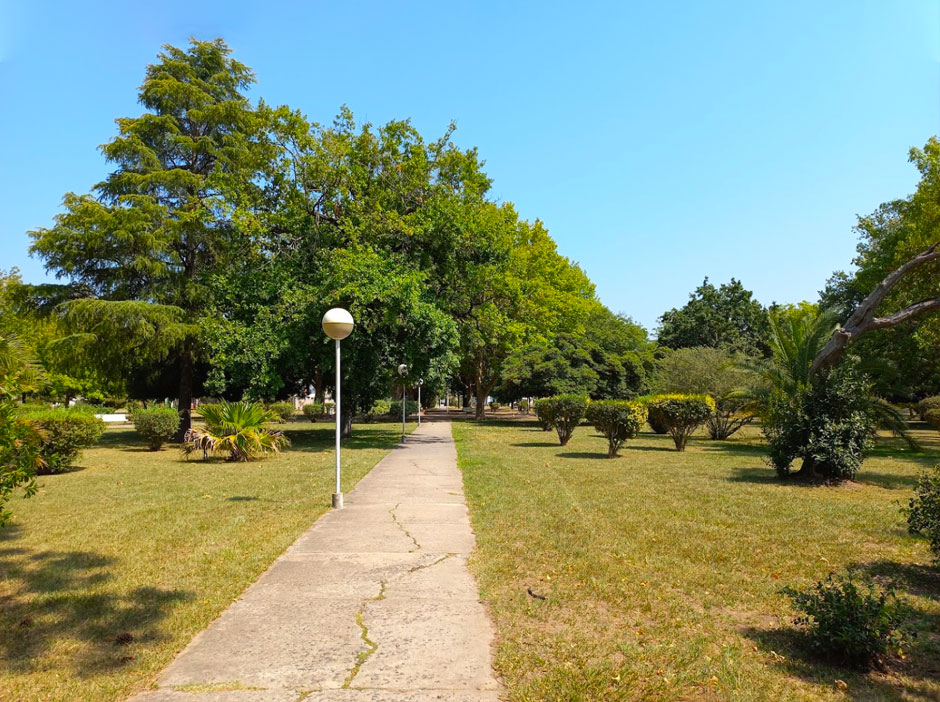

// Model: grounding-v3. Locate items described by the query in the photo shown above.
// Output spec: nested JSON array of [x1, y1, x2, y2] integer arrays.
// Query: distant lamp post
[[397, 363, 408, 442], [417, 378, 424, 426], [322, 308, 354, 509]]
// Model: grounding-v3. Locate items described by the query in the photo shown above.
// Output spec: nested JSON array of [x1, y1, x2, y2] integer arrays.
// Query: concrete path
[[130, 420, 501, 702]]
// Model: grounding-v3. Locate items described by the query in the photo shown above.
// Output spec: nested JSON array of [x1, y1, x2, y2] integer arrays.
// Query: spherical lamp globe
[[322, 308, 354, 340]]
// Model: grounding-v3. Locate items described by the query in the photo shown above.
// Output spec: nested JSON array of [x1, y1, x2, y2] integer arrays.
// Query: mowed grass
[[0, 418, 414, 702], [454, 419, 940, 701]]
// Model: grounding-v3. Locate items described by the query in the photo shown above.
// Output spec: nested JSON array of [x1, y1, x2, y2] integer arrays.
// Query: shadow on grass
[[0, 534, 192, 676], [857, 471, 920, 491], [558, 451, 610, 460], [511, 441, 559, 448]]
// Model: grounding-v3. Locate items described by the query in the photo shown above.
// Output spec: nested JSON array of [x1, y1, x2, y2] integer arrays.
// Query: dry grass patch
[[454, 420, 940, 701], [0, 419, 413, 702]]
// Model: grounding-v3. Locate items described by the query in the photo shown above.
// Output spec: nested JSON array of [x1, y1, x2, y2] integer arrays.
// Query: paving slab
[[129, 420, 501, 702]]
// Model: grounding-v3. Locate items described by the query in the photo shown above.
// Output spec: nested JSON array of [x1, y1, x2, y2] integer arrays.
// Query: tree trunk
[[475, 386, 488, 420], [341, 407, 353, 439], [175, 345, 194, 441], [314, 369, 324, 404]]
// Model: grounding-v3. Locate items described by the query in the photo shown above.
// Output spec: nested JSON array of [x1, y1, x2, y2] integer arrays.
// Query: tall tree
[[30, 38, 265, 435], [658, 278, 770, 356]]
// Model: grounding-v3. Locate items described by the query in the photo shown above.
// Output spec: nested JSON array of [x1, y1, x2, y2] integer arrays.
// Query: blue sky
[[1, 1, 937, 331]]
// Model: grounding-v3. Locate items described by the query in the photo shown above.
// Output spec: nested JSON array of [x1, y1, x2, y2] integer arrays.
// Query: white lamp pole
[[322, 308, 354, 509], [397, 363, 408, 443], [417, 378, 423, 426]]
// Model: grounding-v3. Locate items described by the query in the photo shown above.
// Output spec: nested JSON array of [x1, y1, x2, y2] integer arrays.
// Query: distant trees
[[657, 278, 770, 357]]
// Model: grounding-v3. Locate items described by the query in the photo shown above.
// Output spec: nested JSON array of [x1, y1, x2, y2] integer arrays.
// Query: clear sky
[[1, 1, 938, 331]]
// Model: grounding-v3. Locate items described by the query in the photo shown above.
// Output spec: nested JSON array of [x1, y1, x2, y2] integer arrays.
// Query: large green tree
[[30, 39, 266, 435], [658, 278, 770, 356]]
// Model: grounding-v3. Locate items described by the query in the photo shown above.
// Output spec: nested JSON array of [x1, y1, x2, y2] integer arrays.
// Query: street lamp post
[[417, 378, 423, 426], [322, 308, 354, 509], [397, 363, 408, 443]]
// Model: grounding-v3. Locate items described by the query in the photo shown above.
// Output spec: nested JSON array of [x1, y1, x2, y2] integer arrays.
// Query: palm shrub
[[644, 394, 715, 451], [19, 408, 105, 474], [783, 571, 907, 670], [183, 400, 289, 462], [131, 407, 180, 450], [534, 399, 553, 431], [586, 400, 646, 457], [301, 402, 323, 421], [267, 401, 295, 423], [907, 465, 940, 562], [541, 394, 588, 446]]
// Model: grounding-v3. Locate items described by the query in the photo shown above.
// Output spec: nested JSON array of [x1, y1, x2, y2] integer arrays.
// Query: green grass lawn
[[0, 418, 413, 702], [454, 419, 940, 702]]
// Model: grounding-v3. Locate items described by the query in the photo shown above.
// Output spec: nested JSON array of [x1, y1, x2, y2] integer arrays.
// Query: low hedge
[[19, 408, 105, 474], [925, 409, 940, 432], [586, 400, 647, 457], [267, 402, 296, 423], [643, 394, 715, 451], [389, 400, 419, 417], [131, 407, 180, 450], [302, 402, 324, 421]]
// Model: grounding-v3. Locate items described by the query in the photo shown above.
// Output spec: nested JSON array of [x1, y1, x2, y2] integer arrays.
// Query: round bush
[[586, 400, 647, 457], [268, 402, 296, 423], [132, 407, 181, 450], [644, 394, 715, 451], [19, 408, 105, 474], [540, 394, 588, 446], [389, 400, 419, 417], [534, 399, 553, 431], [302, 403, 324, 421], [908, 464, 940, 562], [925, 408, 940, 432], [917, 396, 940, 421]]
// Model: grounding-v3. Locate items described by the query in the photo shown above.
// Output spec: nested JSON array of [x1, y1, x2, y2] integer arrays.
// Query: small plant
[[518, 399, 529, 414], [534, 399, 553, 431], [301, 402, 324, 421], [389, 400, 419, 417], [131, 407, 180, 450], [267, 401, 295, 423], [540, 394, 588, 446], [586, 400, 647, 457], [783, 571, 908, 670], [907, 465, 940, 562], [183, 400, 289, 462], [19, 408, 105, 474], [643, 394, 715, 451], [489, 401, 501, 411]]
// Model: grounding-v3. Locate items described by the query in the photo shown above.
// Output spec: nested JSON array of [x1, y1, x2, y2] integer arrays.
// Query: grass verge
[[0, 419, 414, 702], [454, 420, 940, 701]]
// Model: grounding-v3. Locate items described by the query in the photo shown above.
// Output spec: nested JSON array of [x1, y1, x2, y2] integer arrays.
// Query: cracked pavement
[[128, 420, 502, 702]]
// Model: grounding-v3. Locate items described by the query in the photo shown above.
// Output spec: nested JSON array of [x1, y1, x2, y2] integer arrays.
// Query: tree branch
[[812, 240, 940, 373]]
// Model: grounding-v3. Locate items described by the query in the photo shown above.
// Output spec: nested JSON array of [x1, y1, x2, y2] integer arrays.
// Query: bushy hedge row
[[19, 408, 105, 474], [131, 407, 180, 450], [642, 394, 715, 451], [585, 400, 646, 457], [389, 400, 419, 418]]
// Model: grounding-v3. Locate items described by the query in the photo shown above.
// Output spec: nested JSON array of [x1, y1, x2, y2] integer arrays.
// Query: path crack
[[389, 503, 421, 552], [407, 553, 455, 573], [342, 580, 386, 689]]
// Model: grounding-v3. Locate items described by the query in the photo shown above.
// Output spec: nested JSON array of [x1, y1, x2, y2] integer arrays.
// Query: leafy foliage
[[657, 278, 770, 357], [925, 409, 940, 431], [585, 400, 646, 457], [533, 398, 553, 431], [267, 402, 295, 423], [389, 400, 419, 417], [538, 394, 588, 446], [907, 465, 940, 562], [183, 401, 288, 462], [783, 572, 908, 670], [131, 407, 180, 450], [301, 403, 323, 421], [0, 381, 42, 525], [917, 396, 940, 420], [19, 408, 105, 474], [643, 394, 715, 451]]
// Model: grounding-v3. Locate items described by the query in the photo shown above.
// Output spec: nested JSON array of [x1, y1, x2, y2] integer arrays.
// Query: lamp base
[[331, 493, 344, 509]]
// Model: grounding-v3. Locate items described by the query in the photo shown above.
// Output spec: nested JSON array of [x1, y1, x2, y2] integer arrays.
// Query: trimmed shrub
[[534, 399, 552, 431], [646, 405, 670, 434], [302, 402, 324, 421], [132, 407, 180, 450], [917, 396, 940, 421], [518, 399, 529, 414], [644, 394, 715, 451], [907, 465, 940, 562], [541, 394, 588, 446], [20, 408, 105, 474], [389, 400, 419, 417], [586, 400, 647, 458], [925, 409, 940, 432], [489, 401, 501, 411], [267, 402, 295, 423], [783, 572, 907, 670]]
